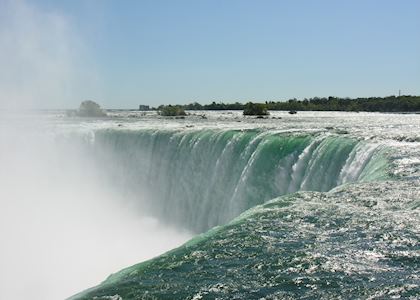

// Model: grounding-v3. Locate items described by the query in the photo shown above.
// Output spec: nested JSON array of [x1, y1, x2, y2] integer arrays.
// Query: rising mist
[[0, 1, 191, 299]]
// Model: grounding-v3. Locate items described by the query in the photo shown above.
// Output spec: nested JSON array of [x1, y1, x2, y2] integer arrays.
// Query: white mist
[[0, 115, 191, 300]]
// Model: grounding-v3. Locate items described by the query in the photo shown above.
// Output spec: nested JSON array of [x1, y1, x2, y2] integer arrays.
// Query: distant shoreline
[[1, 95, 419, 113], [156, 95, 420, 113]]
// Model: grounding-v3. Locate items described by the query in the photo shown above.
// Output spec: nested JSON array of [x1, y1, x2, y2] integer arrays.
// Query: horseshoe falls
[[67, 111, 419, 300], [1, 111, 419, 300], [94, 129, 388, 233]]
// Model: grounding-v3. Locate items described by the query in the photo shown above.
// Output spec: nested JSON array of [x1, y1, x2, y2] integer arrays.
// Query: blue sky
[[2, 0, 419, 108]]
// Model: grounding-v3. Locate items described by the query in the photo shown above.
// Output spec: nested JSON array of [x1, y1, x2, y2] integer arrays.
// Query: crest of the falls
[[94, 129, 388, 232]]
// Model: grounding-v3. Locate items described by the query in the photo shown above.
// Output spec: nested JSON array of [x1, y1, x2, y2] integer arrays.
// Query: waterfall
[[93, 129, 388, 232]]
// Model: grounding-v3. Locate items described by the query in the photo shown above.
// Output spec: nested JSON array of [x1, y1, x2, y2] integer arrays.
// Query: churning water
[[1, 111, 419, 299]]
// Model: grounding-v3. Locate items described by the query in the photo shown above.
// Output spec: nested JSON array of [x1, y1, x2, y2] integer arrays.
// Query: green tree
[[243, 102, 269, 116], [159, 105, 187, 116]]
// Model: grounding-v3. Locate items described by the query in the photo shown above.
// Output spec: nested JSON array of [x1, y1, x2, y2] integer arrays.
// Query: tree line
[[156, 95, 420, 113]]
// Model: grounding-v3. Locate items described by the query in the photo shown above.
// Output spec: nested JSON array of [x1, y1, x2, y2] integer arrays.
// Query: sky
[[0, 0, 419, 109]]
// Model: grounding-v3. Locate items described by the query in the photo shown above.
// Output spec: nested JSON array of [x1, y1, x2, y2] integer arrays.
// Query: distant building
[[139, 105, 150, 111]]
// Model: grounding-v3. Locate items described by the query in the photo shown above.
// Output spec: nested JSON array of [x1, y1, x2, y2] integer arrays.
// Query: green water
[[68, 129, 420, 300], [70, 180, 419, 299], [94, 129, 388, 232]]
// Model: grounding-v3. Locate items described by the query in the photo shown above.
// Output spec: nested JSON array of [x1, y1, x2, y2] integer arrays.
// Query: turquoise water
[[71, 182, 419, 299], [67, 127, 420, 300], [94, 129, 388, 233]]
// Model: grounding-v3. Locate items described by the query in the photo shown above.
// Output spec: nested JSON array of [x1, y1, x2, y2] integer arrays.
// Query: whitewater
[[0, 110, 419, 299]]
